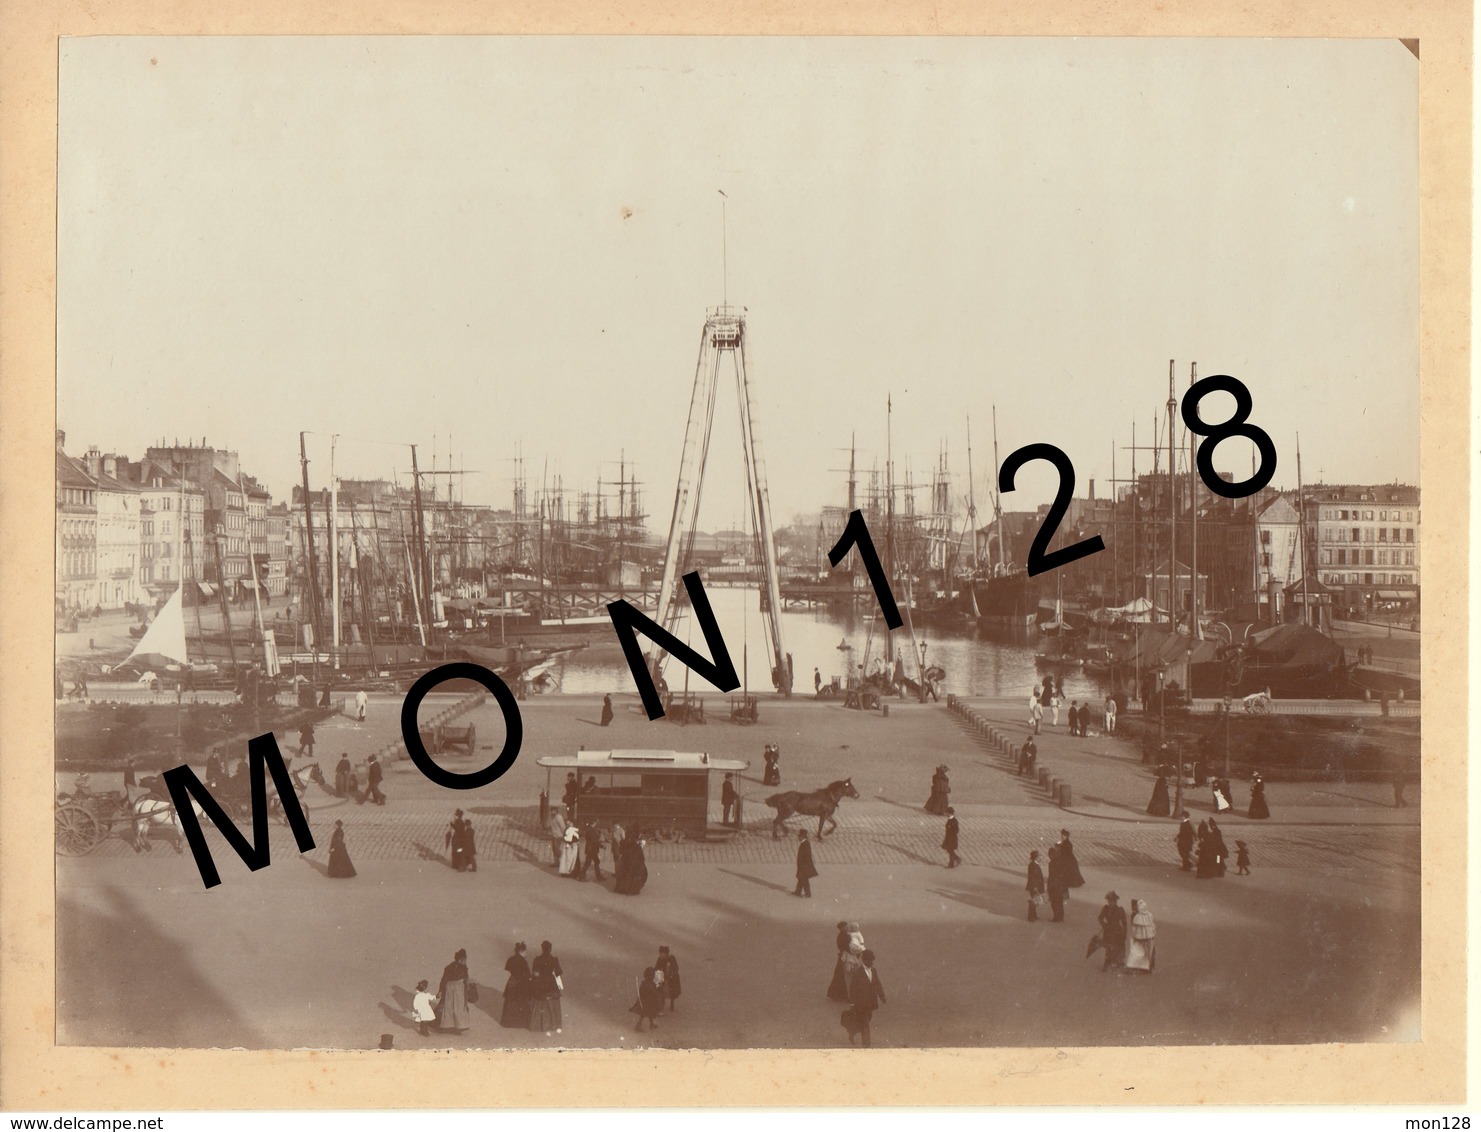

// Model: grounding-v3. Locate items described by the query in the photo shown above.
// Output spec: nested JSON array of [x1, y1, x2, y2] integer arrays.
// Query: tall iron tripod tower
[[651, 303, 793, 695]]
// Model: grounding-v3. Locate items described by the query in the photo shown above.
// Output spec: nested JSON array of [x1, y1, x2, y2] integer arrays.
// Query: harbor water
[[534, 585, 1110, 702]]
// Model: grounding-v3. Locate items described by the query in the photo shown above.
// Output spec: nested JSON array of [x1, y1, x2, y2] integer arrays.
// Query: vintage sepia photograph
[[51, 35, 1423, 1056]]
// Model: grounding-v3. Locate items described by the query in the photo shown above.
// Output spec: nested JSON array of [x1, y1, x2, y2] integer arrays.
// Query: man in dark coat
[[562, 773, 580, 823], [600, 693, 614, 726], [843, 950, 886, 1047], [1175, 813, 1196, 871], [298, 721, 315, 759], [1097, 892, 1128, 971], [722, 774, 739, 826], [1045, 844, 1068, 922], [363, 754, 385, 805], [205, 752, 223, 790], [1026, 850, 1045, 921], [1057, 829, 1085, 887], [794, 829, 818, 897], [655, 945, 681, 1013], [577, 822, 604, 882], [1018, 737, 1037, 777], [942, 807, 961, 868]]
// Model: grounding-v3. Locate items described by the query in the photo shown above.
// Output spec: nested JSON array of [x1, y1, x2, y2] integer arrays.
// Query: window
[[1260, 530, 1271, 545], [1351, 528, 1360, 542], [1405, 529, 1414, 543], [1365, 510, 1374, 520], [1320, 550, 1331, 565], [1378, 551, 1388, 566], [1338, 509, 1348, 520], [1404, 551, 1414, 566], [1337, 549, 1347, 565], [1364, 573, 1374, 584], [1380, 510, 1387, 521], [1262, 552, 1272, 568], [1378, 528, 1387, 541], [1365, 550, 1375, 566]]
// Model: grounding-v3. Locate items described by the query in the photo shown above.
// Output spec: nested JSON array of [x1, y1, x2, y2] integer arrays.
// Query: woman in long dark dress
[[1146, 769, 1171, 817], [924, 766, 951, 814], [614, 836, 648, 895], [437, 948, 471, 1033], [827, 922, 851, 1001], [599, 694, 614, 726], [500, 942, 532, 1028], [631, 967, 663, 1031], [1248, 772, 1270, 819], [327, 820, 357, 878], [1195, 821, 1219, 879], [1207, 817, 1229, 876], [528, 941, 563, 1034], [1057, 830, 1085, 889]]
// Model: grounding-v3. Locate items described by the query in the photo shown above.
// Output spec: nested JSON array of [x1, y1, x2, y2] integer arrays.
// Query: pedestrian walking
[[827, 922, 853, 1001], [610, 821, 627, 865], [655, 946, 681, 1012], [1391, 766, 1408, 808], [326, 820, 357, 878], [1028, 685, 1040, 728], [334, 753, 353, 798], [1030, 698, 1043, 735], [763, 744, 782, 786], [1235, 840, 1251, 875], [600, 693, 614, 727], [814, 667, 822, 694], [1018, 738, 1037, 777], [559, 823, 581, 878], [1212, 777, 1233, 814], [842, 950, 886, 1047], [631, 968, 663, 1031], [298, 721, 315, 759], [437, 949, 471, 1034], [1248, 772, 1270, 819], [562, 772, 580, 822], [1046, 844, 1068, 922], [362, 754, 385, 805], [722, 774, 739, 825], [924, 765, 951, 813], [794, 828, 818, 897], [1051, 692, 1062, 728], [1175, 813, 1195, 871], [1026, 850, 1046, 922], [1207, 817, 1229, 877], [411, 980, 439, 1036], [1124, 899, 1156, 974], [446, 809, 477, 872], [941, 807, 961, 868], [500, 942, 532, 1028], [1096, 892, 1127, 972], [546, 806, 567, 867], [577, 822, 604, 881], [1104, 695, 1117, 735], [1057, 829, 1085, 888], [615, 830, 648, 895], [1146, 767, 1171, 817], [354, 689, 368, 723], [528, 941, 563, 1035]]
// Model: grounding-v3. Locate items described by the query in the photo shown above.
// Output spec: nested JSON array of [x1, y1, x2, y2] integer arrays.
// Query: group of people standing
[[546, 804, 649, 895], [332, 752, 385, 806], [825, 922, 886, 1046], [1025, 830, 1086, 922], [1150, 766, 1270, 821], [1027, 681, 1109, 738], [1092, 892, 1157, 974], [410, 941, 681, 1040]]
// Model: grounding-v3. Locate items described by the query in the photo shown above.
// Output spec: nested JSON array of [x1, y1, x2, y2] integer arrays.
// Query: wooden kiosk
[[536, 749, 749, 842]]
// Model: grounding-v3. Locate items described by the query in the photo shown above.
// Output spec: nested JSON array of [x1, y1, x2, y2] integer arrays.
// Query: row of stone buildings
[[981, 475, 1420, 622], [55, 431, 289, 612]]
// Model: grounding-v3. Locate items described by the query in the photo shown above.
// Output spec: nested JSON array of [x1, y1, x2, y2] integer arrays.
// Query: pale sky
[[58, 36, 1420, 528]]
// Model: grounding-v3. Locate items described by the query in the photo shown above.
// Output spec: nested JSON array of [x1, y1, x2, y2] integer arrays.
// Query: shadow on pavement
[[58, 885, 271, 1047], [881, 842, 939, 867], [412, 841, 451, 867], [716, 867, 792, 894]]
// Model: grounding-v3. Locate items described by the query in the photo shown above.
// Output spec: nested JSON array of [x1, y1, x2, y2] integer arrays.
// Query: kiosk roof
[[535, 749, 748, 771]]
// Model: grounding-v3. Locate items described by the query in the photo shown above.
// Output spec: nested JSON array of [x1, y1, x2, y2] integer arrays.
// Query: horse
[[129, 793, 205, 854], [765, 779, 860, 840]]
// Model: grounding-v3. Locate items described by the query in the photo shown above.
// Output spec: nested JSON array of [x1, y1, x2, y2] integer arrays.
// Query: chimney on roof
[[102, 454, 117, 479], [56, 428, 66, 451], [1088, 479, 1095, 501]]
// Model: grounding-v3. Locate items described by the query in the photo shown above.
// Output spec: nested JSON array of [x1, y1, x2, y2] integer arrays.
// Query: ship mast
[[990, 406, 1007, 574]]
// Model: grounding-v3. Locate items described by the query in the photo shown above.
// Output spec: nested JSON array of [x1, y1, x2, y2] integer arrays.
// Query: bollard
[[1057, 783, 1072, 808], [881, 704, 889, 718], [1038, 768, 1051, 789], [1048, 776, 1059, 795]]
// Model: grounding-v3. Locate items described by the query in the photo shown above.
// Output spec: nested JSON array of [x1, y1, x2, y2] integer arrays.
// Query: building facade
[[56, 433, 98, 610], [1304, 484, 1420, 616], [81, 448, 141, 609]]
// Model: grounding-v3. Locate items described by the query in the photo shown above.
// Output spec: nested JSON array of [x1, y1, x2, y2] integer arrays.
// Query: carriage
[[536, 750, 748, 843], [54, 775, 136, 855]]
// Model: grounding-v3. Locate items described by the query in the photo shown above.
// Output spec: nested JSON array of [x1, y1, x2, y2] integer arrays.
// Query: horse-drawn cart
[[55, 778, 133, 855]]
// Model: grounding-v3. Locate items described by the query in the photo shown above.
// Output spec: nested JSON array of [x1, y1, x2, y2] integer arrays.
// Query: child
[[412, 979, 439, 1036], [1235, 840, 1251, 875]]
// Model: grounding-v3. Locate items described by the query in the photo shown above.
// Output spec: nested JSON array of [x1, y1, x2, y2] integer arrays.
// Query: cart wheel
[[56, 804, 100, 856]]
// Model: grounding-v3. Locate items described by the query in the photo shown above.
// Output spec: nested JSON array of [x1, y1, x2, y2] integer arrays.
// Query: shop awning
[[1375, 589, 1413, 600], [197, 582, 216, 596], [237, 578, 263, 591]]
